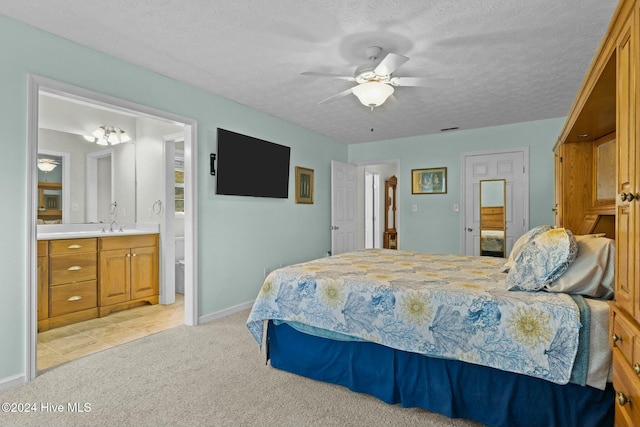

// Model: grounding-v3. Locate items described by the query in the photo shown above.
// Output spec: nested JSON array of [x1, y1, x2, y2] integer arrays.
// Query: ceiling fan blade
[[390, 77, 454, 87], [318, 87, 354, 104], [374, 52, 409, 76], [301, 71, 355, 81]]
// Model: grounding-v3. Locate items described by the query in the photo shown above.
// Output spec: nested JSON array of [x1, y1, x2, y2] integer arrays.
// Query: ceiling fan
[[302, 46, 451, 110], [37, 158, 60, 172]]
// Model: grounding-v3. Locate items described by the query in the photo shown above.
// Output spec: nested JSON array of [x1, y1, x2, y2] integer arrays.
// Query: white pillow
[[502, 225, 554, 272], [545, 235, 615, 299], [506, 228, 578, 291]]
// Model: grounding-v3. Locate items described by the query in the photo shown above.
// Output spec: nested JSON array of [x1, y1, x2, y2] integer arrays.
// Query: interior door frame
[[85, 148, 113, 223], [460, 147, 529, 256], [354, 160, 400, 250], [26, 74, 199, 381]]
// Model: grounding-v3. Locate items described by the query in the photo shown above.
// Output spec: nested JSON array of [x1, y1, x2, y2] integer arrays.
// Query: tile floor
[[37, 294, 184, 371]]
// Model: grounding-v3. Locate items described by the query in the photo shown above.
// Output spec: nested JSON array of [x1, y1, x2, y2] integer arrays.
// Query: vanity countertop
[[37, 224, 159, 240]]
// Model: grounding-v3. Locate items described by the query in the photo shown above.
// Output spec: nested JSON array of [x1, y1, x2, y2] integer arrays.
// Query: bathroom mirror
[[37, 92, 137, 225], [479, 179, 506, 257]]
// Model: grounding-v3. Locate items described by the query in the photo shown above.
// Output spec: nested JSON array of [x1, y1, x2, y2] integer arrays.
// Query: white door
[[463, 149, 528, 256], [331, 160, 357, 255]]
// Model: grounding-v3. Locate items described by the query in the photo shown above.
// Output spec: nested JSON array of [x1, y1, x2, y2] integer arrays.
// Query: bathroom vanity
[[37, 227, 159, 332]]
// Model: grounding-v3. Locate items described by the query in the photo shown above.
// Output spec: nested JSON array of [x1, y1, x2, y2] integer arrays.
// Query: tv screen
[[215, 128, 291, 198]]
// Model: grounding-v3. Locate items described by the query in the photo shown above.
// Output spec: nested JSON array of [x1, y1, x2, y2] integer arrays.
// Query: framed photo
[[412, 167, 447, 194], [295, 166, 314, 204]]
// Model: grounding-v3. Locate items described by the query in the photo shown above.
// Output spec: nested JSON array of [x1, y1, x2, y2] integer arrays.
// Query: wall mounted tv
[[215, 128, 291, 198]]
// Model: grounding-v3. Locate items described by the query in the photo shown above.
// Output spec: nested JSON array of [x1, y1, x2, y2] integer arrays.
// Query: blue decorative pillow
[[506, 228, 578, 291], [502, 225, 554, 272]]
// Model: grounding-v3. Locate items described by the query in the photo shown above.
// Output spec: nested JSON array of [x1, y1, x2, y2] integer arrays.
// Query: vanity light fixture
[[351, 82, 394, 110], [89, 125, 132, 146]]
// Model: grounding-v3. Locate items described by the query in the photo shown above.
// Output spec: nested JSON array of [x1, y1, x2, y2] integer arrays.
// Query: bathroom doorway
[[27, 75, 198, 379]]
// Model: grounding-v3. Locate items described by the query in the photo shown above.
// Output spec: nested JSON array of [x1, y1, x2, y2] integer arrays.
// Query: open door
[[331, 160, 357, 255]]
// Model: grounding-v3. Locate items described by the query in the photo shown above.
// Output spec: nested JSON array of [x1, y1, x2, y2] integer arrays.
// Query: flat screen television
[[215, 128, 291, 198]]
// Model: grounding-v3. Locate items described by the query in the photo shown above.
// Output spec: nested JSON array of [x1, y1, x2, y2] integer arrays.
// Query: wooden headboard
[[578, 211, 615, 239]]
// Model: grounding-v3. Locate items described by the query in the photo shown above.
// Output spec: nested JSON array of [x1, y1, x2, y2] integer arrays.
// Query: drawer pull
[[612, 333, 623, 346], [618, 391, 631, 406], [67, 244, 82, 249], [67, 295, 82, 302], [634, 363, 640, 375], [67, 266, 82, 271]]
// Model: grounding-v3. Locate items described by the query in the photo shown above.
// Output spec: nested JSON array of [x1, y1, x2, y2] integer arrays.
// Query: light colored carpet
[[0, 309, 483, 427]]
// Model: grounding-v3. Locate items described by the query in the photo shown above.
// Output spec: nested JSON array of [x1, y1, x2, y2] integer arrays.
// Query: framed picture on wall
[[295, 166, 314, 204], [411, 167, 447, 194]]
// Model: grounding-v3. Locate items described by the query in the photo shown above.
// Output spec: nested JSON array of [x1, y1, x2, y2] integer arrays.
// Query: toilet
[[175, 236, 185, 294]]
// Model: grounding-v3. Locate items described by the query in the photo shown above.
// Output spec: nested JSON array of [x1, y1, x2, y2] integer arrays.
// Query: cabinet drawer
[[50, 253, 97, 285], [50, 238, 96, 255], [49, 281, 97, 317], [614, 350, 640, 427], [99, 234, 157, 251], [612, 309, 636, 367]]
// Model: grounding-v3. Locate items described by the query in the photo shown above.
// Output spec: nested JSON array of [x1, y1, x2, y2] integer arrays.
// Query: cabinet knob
[[67, 295, 82, 302], [612, 333, 623, 346], [618, 391, 631, 406], [634, 363, 640, 375], [620, 192, 639, 202], [67, 266, 82, 271]]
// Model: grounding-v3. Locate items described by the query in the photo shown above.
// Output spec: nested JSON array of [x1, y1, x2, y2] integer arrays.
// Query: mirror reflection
[[37, 93, 137, 225], [480, 179, 506, 258]]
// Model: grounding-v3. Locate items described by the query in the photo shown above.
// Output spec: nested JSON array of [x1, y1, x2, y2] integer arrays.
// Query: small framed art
[[411, 167, 447, 194], [295, 166, 314, 204]]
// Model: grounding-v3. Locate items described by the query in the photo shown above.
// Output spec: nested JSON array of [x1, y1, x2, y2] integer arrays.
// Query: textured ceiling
[[0, 0, 618, 144]]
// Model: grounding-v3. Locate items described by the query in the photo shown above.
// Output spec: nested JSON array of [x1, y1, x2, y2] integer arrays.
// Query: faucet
[[109, 220, 118, 232]]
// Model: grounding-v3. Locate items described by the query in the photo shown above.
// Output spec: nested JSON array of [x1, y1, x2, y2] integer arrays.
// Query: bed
[[246, 230, 615, 427]]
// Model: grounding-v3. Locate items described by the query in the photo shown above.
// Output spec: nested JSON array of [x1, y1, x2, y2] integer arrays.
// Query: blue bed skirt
[[267, 321, 614, 427]]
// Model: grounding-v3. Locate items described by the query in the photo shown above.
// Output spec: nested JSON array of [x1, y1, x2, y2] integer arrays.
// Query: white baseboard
[[0, 373, 26, 392], [198, 300, 254, 324]]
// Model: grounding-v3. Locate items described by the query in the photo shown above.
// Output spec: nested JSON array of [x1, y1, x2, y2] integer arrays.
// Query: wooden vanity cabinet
[[45, 238, 99, 330], [98, 234, 159, 317], [37, 240, 49, 331]]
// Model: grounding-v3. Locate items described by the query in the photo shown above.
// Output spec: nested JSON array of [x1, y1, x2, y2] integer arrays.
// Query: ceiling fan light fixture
[[37, 159, 57, 172], [352, 82, 394, 109]]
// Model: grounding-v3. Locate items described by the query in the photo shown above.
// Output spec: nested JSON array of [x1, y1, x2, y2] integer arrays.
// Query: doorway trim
[[26, 74, 199, 381], [85, 148, 113, 223]]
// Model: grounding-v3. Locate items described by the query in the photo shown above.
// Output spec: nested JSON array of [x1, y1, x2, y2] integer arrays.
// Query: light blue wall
[[0, 16, 346, 381], [348, 118, 564, 254]]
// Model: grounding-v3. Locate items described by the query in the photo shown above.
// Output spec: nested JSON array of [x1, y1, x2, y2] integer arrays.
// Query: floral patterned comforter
[[246, 249, 582, 385]]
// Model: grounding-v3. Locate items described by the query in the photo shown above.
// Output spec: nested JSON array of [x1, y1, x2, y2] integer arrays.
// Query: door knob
[[467, 227, 473, 232]]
